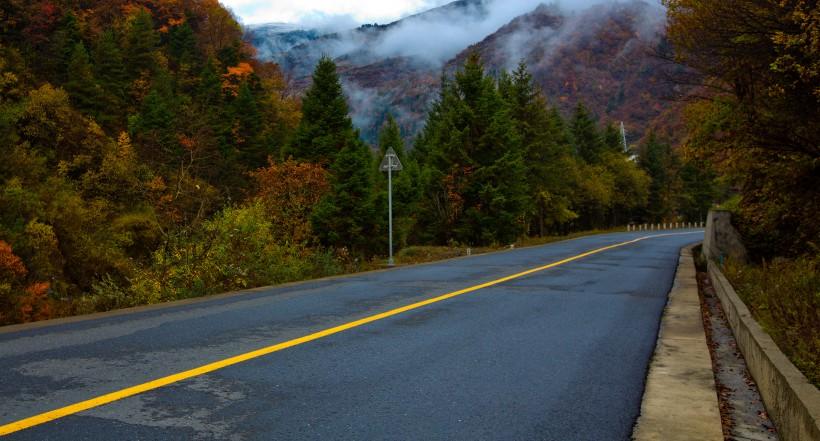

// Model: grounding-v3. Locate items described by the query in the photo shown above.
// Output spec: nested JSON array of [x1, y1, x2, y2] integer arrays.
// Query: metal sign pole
[[388, 155, 394, 266], [379, 147, 402, 267]]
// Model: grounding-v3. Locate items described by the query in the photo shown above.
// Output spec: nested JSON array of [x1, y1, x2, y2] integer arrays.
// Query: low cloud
[[370, 0, 653, 64]]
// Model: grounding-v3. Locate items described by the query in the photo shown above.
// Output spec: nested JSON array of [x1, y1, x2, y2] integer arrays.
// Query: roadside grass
[[722, 256, 820, 388], [4, 228, 638, 326], [383, 228, 625, 267]]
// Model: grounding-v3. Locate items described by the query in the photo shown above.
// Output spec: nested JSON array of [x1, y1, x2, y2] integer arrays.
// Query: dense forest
[[664, 0, 819, 383], [0, 0, 716, 325], [665, 0, 819, 259]]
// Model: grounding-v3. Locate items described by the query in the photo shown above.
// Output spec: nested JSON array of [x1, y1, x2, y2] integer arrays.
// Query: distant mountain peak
[[249, 0, 681, 144]]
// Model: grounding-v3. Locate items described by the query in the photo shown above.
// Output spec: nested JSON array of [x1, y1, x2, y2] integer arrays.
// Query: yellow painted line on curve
[[0, 231, 700, 436]]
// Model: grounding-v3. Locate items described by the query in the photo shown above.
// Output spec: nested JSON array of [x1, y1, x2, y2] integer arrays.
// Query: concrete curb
[[632, 245, 723, 441], [708, 262, 820, 441]]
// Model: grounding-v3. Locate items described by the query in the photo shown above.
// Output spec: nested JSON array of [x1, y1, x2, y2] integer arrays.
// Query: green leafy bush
[[84, 203, 342, 311]]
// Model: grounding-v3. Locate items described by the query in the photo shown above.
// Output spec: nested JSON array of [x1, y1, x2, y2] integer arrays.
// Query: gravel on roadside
[[697, 268, 778, 441]]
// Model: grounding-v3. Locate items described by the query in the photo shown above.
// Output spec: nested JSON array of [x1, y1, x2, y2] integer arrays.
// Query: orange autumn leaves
[[222, 62, 254, 96], [251, 159, 330, 244], [0, 241, 51, 323]]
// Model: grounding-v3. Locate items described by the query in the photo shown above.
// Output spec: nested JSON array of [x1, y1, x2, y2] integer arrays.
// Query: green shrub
[[148, 203, 342, 299], [84, 203, 343, 309]]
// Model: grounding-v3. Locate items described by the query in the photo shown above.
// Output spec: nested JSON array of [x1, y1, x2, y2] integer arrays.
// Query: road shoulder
[[632, 245, 723, 441]]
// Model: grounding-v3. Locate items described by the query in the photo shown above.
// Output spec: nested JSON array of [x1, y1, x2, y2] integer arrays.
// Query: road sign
[[379, 147, 403, 171], [380, 147, 403, 266]]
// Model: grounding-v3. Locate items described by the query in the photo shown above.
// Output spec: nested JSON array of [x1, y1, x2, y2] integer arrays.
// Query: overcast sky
[[220, 0, 453, 26]]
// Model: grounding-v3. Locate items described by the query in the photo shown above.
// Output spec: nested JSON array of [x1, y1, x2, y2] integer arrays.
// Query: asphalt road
[[0, 231, 702, 440]]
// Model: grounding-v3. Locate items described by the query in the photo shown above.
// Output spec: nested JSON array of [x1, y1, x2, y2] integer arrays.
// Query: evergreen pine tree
[[93, 31, 127, 126], [502, 61, 576, 236], [65, 42, 101, 116], [124, 9, 159, 78], [169, 22, 198, 67], [415, 54, 528, 245], [603, 123, 624, 153], [570, 103, 605, 164], [285, 57, 357, 164], [198, 58, 223, 106], [135, 90, 173, 137], [311, 140, 377, 255], [52, 11, 82, 82], [131, 73, 176, 159], [378, 114, 404, 157], [639, 133, 677, 222], [232, 82, 266, 167], [217, 42, 242, 68]]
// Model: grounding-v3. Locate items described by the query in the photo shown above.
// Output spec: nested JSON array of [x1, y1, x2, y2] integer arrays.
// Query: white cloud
[[220, 0, 452, 26], [373, 0, 546, 63]]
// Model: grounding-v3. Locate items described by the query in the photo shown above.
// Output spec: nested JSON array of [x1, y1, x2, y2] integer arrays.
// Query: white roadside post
[[380, 147, 403, 266]]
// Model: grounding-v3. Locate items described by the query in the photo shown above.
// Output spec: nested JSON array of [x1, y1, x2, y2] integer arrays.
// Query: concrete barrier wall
[[703, 210, 748, 263], [707, 261, 820, 441]]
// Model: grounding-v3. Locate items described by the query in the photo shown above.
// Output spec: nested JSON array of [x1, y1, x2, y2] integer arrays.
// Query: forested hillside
[[0, 0, 310, 324], [0, 0, 715, 325], [252, 1, 679, 146]]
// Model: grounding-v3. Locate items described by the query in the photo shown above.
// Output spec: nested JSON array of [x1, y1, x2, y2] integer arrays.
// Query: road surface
[[0, 231, 702, 440]]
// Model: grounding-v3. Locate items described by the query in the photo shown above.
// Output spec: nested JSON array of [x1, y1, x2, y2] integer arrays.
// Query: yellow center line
[[0, 232, 700, 436]]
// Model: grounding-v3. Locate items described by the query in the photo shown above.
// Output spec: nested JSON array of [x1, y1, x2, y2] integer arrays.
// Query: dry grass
[[723, 256, 820, 387], [387, 228, 625, 267]]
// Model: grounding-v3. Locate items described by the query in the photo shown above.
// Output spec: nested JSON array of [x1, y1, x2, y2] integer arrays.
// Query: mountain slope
[[250, 0, 683, 144], [448, 2, 681, 142]]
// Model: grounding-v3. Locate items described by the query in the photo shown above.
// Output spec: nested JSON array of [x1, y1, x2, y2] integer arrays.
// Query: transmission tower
[[620, 121, 628, 153]]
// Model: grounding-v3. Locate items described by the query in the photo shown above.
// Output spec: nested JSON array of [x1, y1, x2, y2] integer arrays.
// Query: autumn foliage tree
[[252, 159, 330, 244], [0, 241, 50, 325], [0, 241, 28, 324], [665, 0, 820, 257], [0, 0, 304, 324]]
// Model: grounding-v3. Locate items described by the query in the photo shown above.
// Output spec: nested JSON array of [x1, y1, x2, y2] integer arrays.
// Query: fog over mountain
[[248, 0, 677, 144]]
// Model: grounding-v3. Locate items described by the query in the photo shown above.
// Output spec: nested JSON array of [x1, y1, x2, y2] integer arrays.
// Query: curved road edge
[[632, 244, 723, 440]]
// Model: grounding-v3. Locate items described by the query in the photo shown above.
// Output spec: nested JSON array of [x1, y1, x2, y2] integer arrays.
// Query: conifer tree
[[676, 162, 717, 223], [131, 73, 176, 159], [65, 42, 101, 116], [603, 123, 623, 153], [415, 54, 528, 245], [639, 133, 677, 222], [378, 114, 404, 157], [570, 103, 605, 164], [198, 59, 223, 106], [52, 11, 82, 81], [169, 22, 197, 67], [285, 57, 357, 164], [502, 61, 575, 236], [311, 140, 377, 255], [93, 31, 127, 126], [217, 42, 242, 68], [232, 82, 266, 167], [124, 9, 159, 78]]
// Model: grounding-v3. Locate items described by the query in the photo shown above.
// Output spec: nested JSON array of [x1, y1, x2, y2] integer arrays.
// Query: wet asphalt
[[0, 231, 702, 440]]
